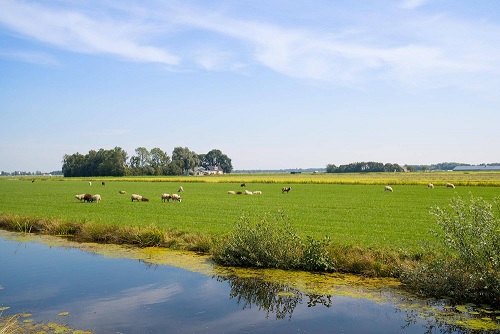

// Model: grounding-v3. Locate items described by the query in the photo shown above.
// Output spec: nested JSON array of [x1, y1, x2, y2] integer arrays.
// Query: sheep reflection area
[[217, 275, 332, 320]]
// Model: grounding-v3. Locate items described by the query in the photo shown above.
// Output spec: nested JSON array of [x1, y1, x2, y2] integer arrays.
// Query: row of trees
[[326, 162, 404, 173], [62, 147, 232, 177]]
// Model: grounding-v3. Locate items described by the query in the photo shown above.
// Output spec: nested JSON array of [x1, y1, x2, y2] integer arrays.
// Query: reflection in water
[[218, 275, 331, 320], [219, 273, 500, 333], [1, 231, 499, 333]]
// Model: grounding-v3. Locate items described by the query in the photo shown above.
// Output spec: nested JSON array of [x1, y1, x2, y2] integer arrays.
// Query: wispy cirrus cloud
[[399, 0, 432, 10], [1, 0, 500, 93], [0, 50, 59, 66], [0, 0, 179, 65], [170, 5, 500, 90]]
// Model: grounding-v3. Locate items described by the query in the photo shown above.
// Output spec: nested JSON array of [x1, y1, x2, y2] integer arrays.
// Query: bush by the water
[[211, 211, 335, 271], [401, 195, 500, 306]]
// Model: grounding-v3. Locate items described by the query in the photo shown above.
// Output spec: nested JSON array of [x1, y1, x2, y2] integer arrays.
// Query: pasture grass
[[1, 174, 499, 254], [2, 173, 499, 306]]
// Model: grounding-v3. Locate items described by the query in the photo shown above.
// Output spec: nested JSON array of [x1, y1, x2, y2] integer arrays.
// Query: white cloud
[[2, 1, 500, 93], [0, 0, 179, 65], [399, 0, 432, 10], [0, 50, 59, 66]]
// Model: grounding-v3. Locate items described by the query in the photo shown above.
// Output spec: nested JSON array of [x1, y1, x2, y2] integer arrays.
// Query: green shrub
[[211, 211, 335, 271], [432, 195, 500, 273], [401, 195, 500, 306], [302, 236, 335, 272]]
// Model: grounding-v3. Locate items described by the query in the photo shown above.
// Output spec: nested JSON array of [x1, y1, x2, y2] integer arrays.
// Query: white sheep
[[75, 194, 86, 201], [384, 186, 393, 192], [227, 191, 236, 195], [161, 193, 171, 202], [170, 194, 182, 202], [119, 190, 127, 194], [428, 183, 434, 189], [446, 183, 456, 189], [245, 190, 253, 195], [178, 186, 184, 192], [92, 194, 101, 203], [253, 191, 262, 195], [88, 181, 92, 186], [282, 187, 292, 193], [131, 194, 143, 202]]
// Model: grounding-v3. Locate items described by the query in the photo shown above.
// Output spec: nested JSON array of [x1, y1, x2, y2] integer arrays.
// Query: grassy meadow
[[1, 172, 499, 253]]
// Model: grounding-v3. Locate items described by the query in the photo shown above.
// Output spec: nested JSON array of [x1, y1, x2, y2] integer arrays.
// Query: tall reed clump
[[401, 195, 500, 306], [211, 211, 335, 271], [0, 314, 21, 334]]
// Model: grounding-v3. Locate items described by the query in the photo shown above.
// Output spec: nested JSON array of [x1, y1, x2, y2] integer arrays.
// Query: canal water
[[0, 231, 491, 333]]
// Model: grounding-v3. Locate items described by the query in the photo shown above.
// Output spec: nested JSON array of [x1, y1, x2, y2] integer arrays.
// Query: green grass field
[[1, 173, 499, 253]]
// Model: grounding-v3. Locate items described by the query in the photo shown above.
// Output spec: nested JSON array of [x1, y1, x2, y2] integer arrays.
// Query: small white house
[[193, 165, 224, 175], [205, 165, 224, 175]]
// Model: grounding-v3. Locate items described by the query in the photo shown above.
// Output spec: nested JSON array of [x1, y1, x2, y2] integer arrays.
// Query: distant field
[[1, 173, 499, 253]]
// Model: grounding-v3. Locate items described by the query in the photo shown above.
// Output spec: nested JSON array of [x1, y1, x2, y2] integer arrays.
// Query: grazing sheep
[[178, 186, 184, 192], [227, 191, 236, 195], [282, 187, 292, 193], [101, 181, 105, 186], [236, 191, 243, 195], [88, 181, 92, 186], [83, 194, 93, 202], [131, 194, 143, 202], [253, 191, 262, 195], [428, 183, 434, 189], [92, 194, 101, 203], [161, 193, 172, 202], [141, 197, 150, 202], [384, 186, 393, 192], [171, 194, 182, 202], [119, 190, 127, 194], [240, 183, 246, 187], [75, 194, 86, 201], [32, 179, 35, 183], [245, 190, 253, 195], [446, 183, 455, 189]]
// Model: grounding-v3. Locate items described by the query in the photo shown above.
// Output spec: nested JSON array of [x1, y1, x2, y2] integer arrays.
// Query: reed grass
[[0, 314, 20, 334]]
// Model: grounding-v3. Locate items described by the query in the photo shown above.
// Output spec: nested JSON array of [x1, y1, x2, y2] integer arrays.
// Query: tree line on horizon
[[325, 161, 500, 173], [3, 160, 499, 177], [326, 162, 404, 173], [61, 146, 233, 177]]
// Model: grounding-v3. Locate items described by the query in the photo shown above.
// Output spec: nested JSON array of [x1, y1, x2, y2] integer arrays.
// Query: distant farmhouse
[[453, 165, 500, 171], [193, 165, 224, 175]]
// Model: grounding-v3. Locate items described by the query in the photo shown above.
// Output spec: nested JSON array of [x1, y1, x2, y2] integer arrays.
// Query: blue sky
[[1, 0, 499, 172]]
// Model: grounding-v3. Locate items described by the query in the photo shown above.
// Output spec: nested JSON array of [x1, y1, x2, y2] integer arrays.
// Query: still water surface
[[0, 232, 484, 333]]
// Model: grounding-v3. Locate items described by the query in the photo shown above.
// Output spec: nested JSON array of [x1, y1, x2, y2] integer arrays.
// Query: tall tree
[[129, 147, 153, 175], [62, 152, 85, 177], [150, 147, 170, 175], [171, 147, 199, 175], [62, 147, 127, 177], [200, 149, 233, 174]]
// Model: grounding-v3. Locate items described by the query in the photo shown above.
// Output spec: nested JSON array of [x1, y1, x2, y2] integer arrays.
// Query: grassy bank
[[1, 173, 500, 305], [2, 174, 499, 251]]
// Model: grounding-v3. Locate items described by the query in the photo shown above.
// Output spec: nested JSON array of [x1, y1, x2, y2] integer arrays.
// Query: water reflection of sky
[[0, 235, 455, 333]]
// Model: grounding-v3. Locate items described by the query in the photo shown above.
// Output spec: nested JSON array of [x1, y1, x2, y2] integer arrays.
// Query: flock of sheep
[[384, 182, 455, 192], [74, 193, 101, 203], [74, 185, 185, 204], [75, 181, 456, 203], [227, 190, 263, 195], [225, 185, 292, 195]]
